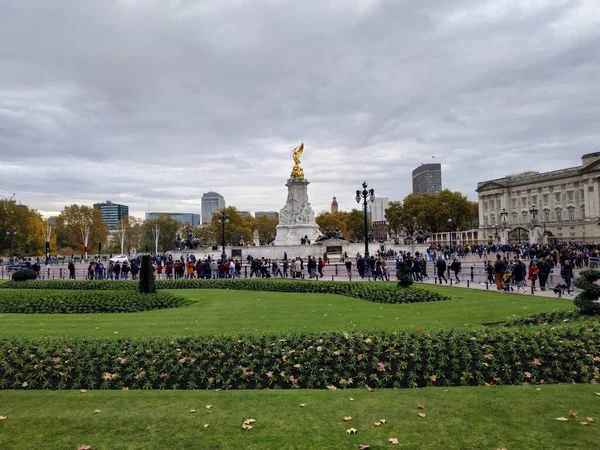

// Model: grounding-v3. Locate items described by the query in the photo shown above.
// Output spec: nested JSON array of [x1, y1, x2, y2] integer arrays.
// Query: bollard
[[531, 284, 534, 295], [470, 267, 474, 281], [335, 265, 338, 276], [244, 267, 248, 278], [485, 282, 489, 290], [558, 289, 562, 298], [332, 275, 334, 281], [450, 279, 453, 286], [47, 268, 50, 278], [60, 268, 63, 279], [467, 280, 470, 288], [434, 277, 437, 284]]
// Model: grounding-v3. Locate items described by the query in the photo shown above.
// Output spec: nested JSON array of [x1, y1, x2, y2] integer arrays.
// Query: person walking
[[527, 261, 539, 292], [493, 254, 506, 291], [537, 257, 550, 291], [436, 257, 447, 284], [512, 259, 527, 293], [450, 258, 461, 284], [345, 256, 353, 280], [486, 260, 494, 285], [561, 259, 574, 295]]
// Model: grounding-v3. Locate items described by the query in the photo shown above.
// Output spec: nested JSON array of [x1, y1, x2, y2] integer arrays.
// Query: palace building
[[476, 152, 600, 243]]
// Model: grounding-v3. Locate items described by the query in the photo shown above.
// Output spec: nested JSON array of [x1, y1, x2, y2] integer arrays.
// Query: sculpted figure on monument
[[291, 143, 304, 179]]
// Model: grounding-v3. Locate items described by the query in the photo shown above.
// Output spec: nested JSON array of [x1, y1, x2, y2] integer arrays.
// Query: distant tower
[[331, 196, 339, 213]]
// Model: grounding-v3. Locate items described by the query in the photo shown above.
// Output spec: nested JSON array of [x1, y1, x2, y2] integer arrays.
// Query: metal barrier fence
[[0, 261, 570, 286]]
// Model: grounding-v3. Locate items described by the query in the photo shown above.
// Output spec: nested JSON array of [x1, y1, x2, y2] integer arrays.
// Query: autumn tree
[[347, 209, 369, 241], [54, 205, 109, 255], [253, 215, 279, 244], [209, 207, 253, 245], [385, 190, 476, 235], [315, 211, 350, 238], [0, 200, 54, 256], [141, 215, 181, 253]]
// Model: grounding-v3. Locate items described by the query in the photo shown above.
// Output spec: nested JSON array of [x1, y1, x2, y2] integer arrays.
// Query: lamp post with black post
[[6, 228, 16, 261], [500, 208, 508, 245], [356, 181, 375, 277], [447, 215, 452, 245], [218, 212, 229, 262], [529, 204, 539, 245]]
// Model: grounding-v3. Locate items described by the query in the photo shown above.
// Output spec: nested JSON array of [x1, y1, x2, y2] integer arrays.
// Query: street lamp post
[[356, 181, 375, 275], [6, 229, 16, 260], [447, 215, 452, 244], [218, 213, 229, 261]]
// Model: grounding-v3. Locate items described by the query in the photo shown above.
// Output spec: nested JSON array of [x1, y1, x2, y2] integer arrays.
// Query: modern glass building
[[254, 211, 279, 219], [145, 212, 200, 227], [201, 191, 226, 224], [92, 201, 129, 230], [412, 163, 442, 195]]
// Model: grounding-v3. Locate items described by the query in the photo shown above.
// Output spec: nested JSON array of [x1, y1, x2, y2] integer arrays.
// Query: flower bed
[[0, 290, 192, 314], [1, 323, 598, 390], [0, 279, 451, 304]]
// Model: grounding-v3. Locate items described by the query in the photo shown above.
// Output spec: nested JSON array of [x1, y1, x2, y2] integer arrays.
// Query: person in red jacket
[[527, 261, 539, 291]]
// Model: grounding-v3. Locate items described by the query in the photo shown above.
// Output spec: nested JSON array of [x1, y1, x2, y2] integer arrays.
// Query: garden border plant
[[0, 323, 598, 390], [0, 290, 192, 314], [0, 279, 452, 304]]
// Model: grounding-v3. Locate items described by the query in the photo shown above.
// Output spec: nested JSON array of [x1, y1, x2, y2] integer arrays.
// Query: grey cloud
[[1, 0, 599, 217]]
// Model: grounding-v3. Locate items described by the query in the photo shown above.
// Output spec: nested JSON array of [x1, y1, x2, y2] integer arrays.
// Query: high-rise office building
[[93, 201, 129, 230], [331, 196, 339, 213], [201, 191, 226, 224], [255, 211, 279, 219], [412, 163, 442, 195], [371, 197, 389, 223], [145, 212, 200, 227]]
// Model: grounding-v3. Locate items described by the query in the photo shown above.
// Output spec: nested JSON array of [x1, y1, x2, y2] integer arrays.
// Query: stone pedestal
[[275, 178, 321, 246]]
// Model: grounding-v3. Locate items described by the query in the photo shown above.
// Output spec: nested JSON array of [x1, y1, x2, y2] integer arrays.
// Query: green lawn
[[0, 286, 574, 338], [1, 385, 599, 449]]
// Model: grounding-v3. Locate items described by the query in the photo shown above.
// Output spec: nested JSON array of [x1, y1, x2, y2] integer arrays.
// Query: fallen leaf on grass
[[580, 422, 589, 426], [555, 417, 569, 422], [344, 416, 352, 421], [374, 422, 381, 427], [418, 404, 425, 410], [205, 404, 212, 409], [350, 398, 355, 401], [190, 410, 196, 413], [418, 413, 426, 418], [242, 424, 252, 430], [244, 419, 256, 424], [346, 428, 357, 434], [93, 409, 101, 414], [595, 393, 600, 396], [358, 445, 370, 449], [77, 446, 92, 450], [533, 358, 542, 366], [204, 424, 209, 428], [389, 437, 399, 445], [300, 403, 306, 407], [79, 389, 87, 393], [365, 386, 375, 392], [0, 416, 6, 420], [586, 417, 594, 422], [379, 419, 386, 424], [327, 385, 338, 390], [569, 409, 578, 418]]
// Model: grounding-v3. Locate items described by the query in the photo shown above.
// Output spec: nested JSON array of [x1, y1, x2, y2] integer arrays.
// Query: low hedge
[[0, 290, 193, 314], [502, 310, 582, 327], [0, 279, 452, 304], [0, 324, 598, 390], [11, 269, 37, 282]]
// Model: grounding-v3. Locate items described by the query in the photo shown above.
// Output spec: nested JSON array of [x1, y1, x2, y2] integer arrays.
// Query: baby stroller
[[502, 272, 514, 292]]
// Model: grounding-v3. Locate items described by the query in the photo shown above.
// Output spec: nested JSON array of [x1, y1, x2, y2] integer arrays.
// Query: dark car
[[6, 261, 33, 271]]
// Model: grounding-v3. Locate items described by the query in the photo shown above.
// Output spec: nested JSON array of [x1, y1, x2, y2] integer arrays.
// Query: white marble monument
[[275, 143, 321, 246]]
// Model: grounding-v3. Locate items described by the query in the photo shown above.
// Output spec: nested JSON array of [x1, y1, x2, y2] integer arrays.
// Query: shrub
[[0, 279, 452, 305], [11, 269, 38, 282], [0, 290, 192, 314], [139, 255, 156, 294], [0, 323, 598, 390], [574, 269, 600, 315], [395, 261, 413, 287]]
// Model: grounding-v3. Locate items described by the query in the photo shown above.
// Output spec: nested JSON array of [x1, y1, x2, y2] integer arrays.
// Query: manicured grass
[[0, 287, 574, 338], [0, 385, 599, 449]]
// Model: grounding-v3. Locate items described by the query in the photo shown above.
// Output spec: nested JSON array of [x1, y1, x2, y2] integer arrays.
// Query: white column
[[583, 179, 591, 220], [478, 195, 485, 228]]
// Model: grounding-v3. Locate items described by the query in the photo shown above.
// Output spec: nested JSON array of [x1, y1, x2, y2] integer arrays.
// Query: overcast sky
[[1, 0, 599, 219]]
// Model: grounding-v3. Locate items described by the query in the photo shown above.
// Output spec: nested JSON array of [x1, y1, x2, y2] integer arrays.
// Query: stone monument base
[[275, 224, 321, 246]]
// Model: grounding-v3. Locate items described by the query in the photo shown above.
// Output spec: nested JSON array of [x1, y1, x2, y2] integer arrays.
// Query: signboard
[[326, 246, 343, 254], [231, 249, 242, 257]]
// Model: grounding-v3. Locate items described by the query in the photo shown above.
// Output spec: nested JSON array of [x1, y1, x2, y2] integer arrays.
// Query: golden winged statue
[[291, 143, 304, 179]]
